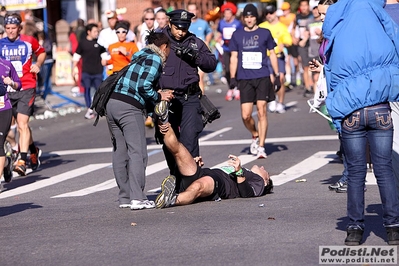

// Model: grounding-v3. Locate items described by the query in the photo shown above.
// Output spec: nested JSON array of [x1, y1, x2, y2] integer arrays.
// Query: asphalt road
[[0, 84, 395, 266]]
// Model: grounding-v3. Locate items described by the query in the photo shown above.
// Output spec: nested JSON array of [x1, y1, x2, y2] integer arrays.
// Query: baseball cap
[[281, 2, 291, 11], [265, 5, 277, 15]]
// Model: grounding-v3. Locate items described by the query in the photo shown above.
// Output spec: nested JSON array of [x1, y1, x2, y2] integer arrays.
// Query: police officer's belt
[[174, 83, 201, 96]]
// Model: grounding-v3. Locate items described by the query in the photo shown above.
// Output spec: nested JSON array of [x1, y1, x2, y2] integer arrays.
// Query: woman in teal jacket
[[322, 0, 399, 246]]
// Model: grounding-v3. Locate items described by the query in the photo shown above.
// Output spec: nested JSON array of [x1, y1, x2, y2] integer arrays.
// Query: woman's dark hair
[[145, 29, 170, 47], [318, 0, 338, 5]]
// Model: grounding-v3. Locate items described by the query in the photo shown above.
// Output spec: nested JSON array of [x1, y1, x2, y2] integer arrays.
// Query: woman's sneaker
[[257, 147, 267, 159], [130, 200, 155, 210]]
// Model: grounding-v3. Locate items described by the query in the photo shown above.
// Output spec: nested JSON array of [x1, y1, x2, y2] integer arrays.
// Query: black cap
[[265, 5, 277, 14], [167, 9, 194, 29], [243, 4, 258, 18]]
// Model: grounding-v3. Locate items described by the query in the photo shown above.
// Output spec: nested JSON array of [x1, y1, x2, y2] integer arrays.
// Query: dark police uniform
[[158, 9, 217, 189]]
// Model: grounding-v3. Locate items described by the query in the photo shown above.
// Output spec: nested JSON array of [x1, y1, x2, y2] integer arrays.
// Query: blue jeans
[[81, 72, 103, 108], [341, 103, 399, 229]]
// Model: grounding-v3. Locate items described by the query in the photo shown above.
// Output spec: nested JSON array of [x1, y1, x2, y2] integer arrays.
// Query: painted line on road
[[0, 164, 110, 199], [47, 135, 338, 156], [51, 160, 170, 198], [199, 127, 232, 141], [272, 151, 336, 186]]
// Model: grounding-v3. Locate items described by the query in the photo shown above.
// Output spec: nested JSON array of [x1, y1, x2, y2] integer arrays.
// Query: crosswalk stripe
[[0, 164, 110, 199], [47, 135, 338, 156]]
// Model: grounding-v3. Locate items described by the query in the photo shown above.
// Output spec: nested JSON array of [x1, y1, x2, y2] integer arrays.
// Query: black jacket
[[159, 26, 217, 92]]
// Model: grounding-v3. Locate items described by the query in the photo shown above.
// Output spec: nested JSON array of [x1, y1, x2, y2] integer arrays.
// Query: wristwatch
[[235, 168, 244, 177]]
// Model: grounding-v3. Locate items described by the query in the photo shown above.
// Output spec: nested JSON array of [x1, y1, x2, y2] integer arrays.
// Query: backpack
[[91, 56, 144, 126]]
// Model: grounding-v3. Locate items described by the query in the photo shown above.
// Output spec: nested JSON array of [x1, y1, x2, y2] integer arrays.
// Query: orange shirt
[[107, 41, 139, 73], [279, 13, 296, 30]]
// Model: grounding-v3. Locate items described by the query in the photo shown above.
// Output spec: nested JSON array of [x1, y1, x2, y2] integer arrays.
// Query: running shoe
[[154, 100, 169, 123], [155, 175, 177, 209], [130, 200, 155, 210], [3, 156, 13, 183], [119, 203, 131, 208], [268, 101, 277, 113], [276, 103, 286, 114], [233, 88, 240, 100], [250, 137, 259, 155], [13, 159, 27, 176], [257, 147, 267, 159], [225, 89, 233, 101], [30, 147, 42, 171]]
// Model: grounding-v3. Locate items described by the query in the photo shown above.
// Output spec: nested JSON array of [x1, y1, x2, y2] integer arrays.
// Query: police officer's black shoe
[[154, 100, 169, 124]]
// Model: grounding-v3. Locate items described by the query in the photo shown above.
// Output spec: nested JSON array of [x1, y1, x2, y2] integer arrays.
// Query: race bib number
[[222, 27, 236, 40], [0, 96, 5, 109], [242, 52, 262, 69], [11, 61, 23, 77]]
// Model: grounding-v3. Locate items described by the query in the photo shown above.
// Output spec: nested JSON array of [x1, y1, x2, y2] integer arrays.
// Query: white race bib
[[222, 27, 236, 40], [242, 52, 262, 69], [11, 61, 23, 77]]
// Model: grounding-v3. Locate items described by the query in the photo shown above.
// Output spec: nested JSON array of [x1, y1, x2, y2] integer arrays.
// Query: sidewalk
[[32, 85, 87, 120]]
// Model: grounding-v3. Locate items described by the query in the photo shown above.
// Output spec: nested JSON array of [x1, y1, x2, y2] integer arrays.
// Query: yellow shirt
[[259, 21, 292, 56]]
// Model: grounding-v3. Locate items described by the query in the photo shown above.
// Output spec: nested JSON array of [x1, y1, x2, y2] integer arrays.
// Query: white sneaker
[[250, 137, 259, 155], [257, 147, 267, 159], [84, 109, 96, 119], [233, 88, 240, 100], [268, 101, 277, 112], [276, 103, 286, 114], [130, 200, 155, 210], [225, 89, 233, 101], [119, 203, 131, 208]]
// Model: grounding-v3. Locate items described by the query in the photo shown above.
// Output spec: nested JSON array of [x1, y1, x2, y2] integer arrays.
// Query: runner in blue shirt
[[229, 3, 280, 159]]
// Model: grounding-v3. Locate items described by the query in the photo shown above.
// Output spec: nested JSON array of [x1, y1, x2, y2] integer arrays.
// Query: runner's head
[[4, 13, 22, 41], [251, 165, 273, 194]]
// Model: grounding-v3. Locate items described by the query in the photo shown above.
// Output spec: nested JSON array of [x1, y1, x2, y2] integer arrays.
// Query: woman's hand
[[309, 59, 323, 73]]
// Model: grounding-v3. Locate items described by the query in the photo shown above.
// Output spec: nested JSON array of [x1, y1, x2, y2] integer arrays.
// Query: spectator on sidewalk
[[72, 23, 107, 119], [97, 10, 135, 50], [322, 0, 399, 246], [385, 0, 399, 202], [103, 21, 139, 75], [229, 4, 279, 159], [155, 9, 168, 30], [1, 13, 45, 176]]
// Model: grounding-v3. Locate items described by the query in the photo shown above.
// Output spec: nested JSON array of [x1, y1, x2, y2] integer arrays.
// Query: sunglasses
[[145, 18, 155, 20], [116, 30, 127, 34]]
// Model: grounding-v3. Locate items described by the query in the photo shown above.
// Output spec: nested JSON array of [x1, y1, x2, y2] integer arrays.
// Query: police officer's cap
[[167, 9, 194, 29]]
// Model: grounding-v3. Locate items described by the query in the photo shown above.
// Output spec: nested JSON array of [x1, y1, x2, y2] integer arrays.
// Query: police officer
[[158, 9, 217, 190]]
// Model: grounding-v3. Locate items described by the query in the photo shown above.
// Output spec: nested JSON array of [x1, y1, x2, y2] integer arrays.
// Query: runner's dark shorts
[[287, 44, 299, 58], [298, 46, 311, 67], [8, 89, 36, 117], [238, 77, 275, 104], [180, 166, 228, 200]]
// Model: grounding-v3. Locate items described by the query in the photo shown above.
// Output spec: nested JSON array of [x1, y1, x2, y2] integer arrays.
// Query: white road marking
[[272, 151, 337, 186], [47, 135, 338, 156], [199, 127, 232, 141], [0, 164, 110, 199]]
